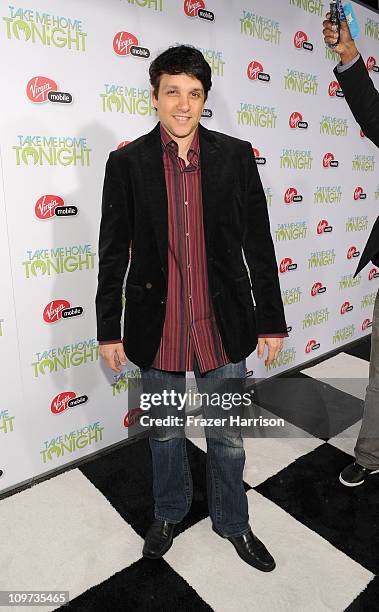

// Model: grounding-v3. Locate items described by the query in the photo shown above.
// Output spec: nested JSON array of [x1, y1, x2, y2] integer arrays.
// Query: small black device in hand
[[328, 0, 341, 48]]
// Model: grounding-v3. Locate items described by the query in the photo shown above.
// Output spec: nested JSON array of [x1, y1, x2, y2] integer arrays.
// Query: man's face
[[152, 73, 205, 141]]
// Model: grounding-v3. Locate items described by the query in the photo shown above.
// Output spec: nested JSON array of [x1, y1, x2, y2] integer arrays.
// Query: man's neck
[[161, 123, 198, 161]]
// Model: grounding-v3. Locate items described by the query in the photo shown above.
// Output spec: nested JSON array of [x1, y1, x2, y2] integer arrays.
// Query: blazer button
[[146, 282, 152, 289]]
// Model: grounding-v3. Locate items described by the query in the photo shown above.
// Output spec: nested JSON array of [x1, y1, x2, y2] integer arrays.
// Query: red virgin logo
[[311, 282, 326, 296], [284, 187, 302, 204], [294, 31, 313, 51], [35, 195, 64, 219], [247, 60, 270, 82], [252, 148, 266, 165], [347, 246, 360, 259], [26, 76, 57, 103], [322, 152, 339, 167], [366, 56, 379, 72], [43, 300, 71, 323], [117, 141, 130, 149], [353, 186, 367, 200], [289, 111, 308, 129], [279, 257, 297, 273], [113, 31, 139, 55], [362, 318, 372, 330], [305, 339, 320, 353], [124, 408, 144, 427], [317, 219, 332, 234], [50, 391, 88, 414], [35, 195, 77, 219], [340, 301, 353, 315], [369, 267, 379, 280], [43, 300, 83, 323], [328, 80, 344, 97], [51, 392, 76, 414], [184, 0, 205, 16]]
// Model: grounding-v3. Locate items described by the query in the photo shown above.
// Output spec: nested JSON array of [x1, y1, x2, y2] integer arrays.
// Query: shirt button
[[189, 295, 192, 300], [185, 201, 188, 206], [146, 282, 152, 289], [186, 233, 189, 237], [187, 264, 191, 269]]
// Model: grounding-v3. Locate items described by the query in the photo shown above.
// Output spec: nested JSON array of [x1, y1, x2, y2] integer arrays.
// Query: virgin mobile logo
[[366, 56, 379, 72], [284, 187, 302, 204], [50, 392, 88, 414], [279, 257, 297, 273], [35, 195, 78, 219], [289, 111, 308, 129], [43, 300, 83, 323], [26, 76, 72, 104], [113, 31, 150, 57], [247, 60, 270, 82], [305, 339, 320, 353], [323, 152, 339, 167], [328, 80, 344, 97], [293, 30, 313, 51], [27, 76, 57, 102], [184, 0, 214, 20]]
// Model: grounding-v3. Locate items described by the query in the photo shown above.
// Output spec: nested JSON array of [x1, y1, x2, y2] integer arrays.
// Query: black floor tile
[[344, 337, 372, 362], [61, 557, 214, 612], [253, 374, 363, 439], [345, 575, 378, 611], [256, 443, 379, 574]]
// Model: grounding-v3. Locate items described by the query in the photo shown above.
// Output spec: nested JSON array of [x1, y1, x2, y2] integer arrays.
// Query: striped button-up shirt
[[152, 125, 230, 373]]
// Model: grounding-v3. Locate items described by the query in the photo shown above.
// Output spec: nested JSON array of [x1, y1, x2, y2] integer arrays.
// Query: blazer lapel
[[199, 124, 221, 250], [354, 215, 379, 277], [141, 123, 168, 276]]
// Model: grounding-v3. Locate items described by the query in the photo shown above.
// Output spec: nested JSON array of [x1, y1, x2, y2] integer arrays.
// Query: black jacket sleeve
[[96, 151, 131, 341], [334, 56, 379, 147], [241, 142, 287, 335]]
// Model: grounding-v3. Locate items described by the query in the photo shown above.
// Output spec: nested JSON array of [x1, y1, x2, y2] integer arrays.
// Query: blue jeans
[[140, 359, 250, 538]]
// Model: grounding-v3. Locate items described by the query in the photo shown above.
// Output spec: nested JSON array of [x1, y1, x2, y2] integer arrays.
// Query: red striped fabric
[[151, 125, 230, 373]]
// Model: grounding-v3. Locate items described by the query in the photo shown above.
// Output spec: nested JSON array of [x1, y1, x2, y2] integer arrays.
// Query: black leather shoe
[[212, 526, 275, 572], [339, 462, 379, 487], [143, 520, 175, 559]]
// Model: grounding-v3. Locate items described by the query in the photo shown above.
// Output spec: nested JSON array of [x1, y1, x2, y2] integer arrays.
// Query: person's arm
[[323, 15, 379, 147], [96, 152, 131, 371], [241, 142, 287, 365]]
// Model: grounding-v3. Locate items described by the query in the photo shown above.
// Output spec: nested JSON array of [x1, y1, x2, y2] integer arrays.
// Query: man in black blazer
[[96, 46, 287, 569], [324, 17, 379, 486]]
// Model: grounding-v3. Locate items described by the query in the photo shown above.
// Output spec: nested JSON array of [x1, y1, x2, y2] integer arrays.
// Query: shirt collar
[[160, 123, 200, 167]]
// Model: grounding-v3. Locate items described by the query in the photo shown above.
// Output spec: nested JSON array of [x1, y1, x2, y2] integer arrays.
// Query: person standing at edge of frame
[[323, 14, 379, 486], [96, 45, 288, 571]]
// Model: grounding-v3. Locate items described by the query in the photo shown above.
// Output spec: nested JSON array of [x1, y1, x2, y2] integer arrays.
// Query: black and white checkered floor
[[1, 337, 378, 611]]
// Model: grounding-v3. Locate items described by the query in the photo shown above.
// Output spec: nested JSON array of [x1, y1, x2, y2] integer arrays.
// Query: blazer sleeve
[[96, 151, 131, 341], [334, 56, 379, 148], [240, 142, 287, 335]]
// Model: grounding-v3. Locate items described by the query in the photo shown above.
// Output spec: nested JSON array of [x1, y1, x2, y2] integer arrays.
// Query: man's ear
[[151, 89, 158, 112]]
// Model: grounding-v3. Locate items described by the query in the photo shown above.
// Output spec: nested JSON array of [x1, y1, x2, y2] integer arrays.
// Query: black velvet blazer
[[334, 56, 379, 276], [96, 122, 287, 368]]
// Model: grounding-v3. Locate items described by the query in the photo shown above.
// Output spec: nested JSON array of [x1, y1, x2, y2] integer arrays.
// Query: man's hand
[[99, 342, 127, 372], [257, 337, 283, 367], [323, 12, 359, 64]]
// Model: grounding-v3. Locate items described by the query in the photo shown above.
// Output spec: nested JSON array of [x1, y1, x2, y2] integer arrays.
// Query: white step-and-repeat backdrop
[[1, 0, 378, 493]]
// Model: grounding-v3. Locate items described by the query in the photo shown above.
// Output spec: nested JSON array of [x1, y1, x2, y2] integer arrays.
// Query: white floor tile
[[0, 470, 142, 611], [166, 490, 373, 612], [302, 353, 369, 400], [328, 421, 362, 457]]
